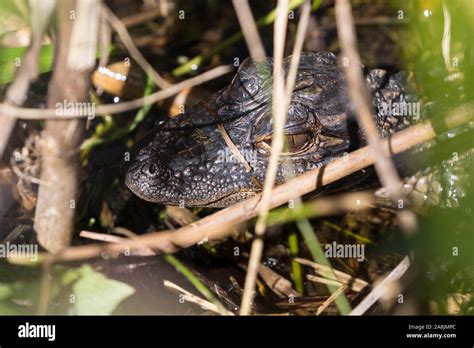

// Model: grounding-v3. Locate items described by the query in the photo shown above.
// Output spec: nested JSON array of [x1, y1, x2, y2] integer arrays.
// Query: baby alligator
[[125, 51, 464, 207]]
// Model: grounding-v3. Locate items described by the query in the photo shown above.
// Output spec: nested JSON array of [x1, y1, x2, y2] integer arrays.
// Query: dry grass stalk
[[335, 0, 420, 234], [240, 0, 290, 316], [97, 15, 112, 73], [285, 0, 311, 96], [349, 256, 411, 315], [121, 8, 163, 27], [297, 257, 368, 292], [307, 274, 345, 288], [163, 280, 234, 316], [79, 230, 156, 256], [316, 284, 348, 315], [0, 65, 232, 119], [335, 0, 402, 201], [101, 4, 170, 89], [232, 0, 267, 62], [258, 264, 301, 298], [240, 0, 312, 315]]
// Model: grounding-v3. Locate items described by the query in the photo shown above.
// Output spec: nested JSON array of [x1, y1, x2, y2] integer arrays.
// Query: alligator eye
[[255, 132, 313, 156], [285, 133, 312, 153]]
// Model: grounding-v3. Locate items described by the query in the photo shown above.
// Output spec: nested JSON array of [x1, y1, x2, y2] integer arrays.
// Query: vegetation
[[0, 0, 472, 316]]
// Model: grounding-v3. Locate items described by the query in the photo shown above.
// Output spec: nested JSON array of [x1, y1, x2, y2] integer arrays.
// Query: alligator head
[[125, 51, 407, 207]]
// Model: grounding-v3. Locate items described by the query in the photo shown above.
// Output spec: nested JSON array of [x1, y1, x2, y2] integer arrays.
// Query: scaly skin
[[126, 52, 416, 207]]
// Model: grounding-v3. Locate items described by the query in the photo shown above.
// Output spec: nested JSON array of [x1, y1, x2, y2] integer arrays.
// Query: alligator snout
[[125, 153, 171, 202]]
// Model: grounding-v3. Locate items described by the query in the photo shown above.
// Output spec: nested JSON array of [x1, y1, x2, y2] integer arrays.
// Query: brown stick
[[33, 0, 96, 252], [316, 284, 348, 316], [121, 9, 162, 28], [297, 257, 368, 292], [335, 0, 402, 201], [79, 230, 156, 256], [101, 4, 170, 90], [349, 256, 411, 315], [240, 0, 290, 316], [163, 280, 234, 316], [50, 119, 449, 263], [232, 0, 267, 62], [0, 65, 232, 119]]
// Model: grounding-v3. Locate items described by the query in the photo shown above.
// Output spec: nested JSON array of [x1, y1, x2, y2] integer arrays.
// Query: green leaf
[[72, 265, 135, 315], [165, 254, 229, 314], [297, 218, 352, 315], [165, 255, 217, 302], [0, 44, 53, 84], [288, 232, 304, 294], [1, 43, 116, 85], [312, 0, 322, 11]]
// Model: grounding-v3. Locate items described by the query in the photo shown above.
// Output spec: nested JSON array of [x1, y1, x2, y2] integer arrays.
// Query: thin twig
[[216, 123, 252, 172], [285, 0, 311, 96], [335, 0, 418, 234], [232, 0, 267, 62], [307, 274, 345, 287], [267, 191, 374, 226], [296, 257, 368, 292], [322, 16, 408, 32], [101, 4, 170, 90], [240, 0, 312, 315], [0, 65, 232, 119], [163, 280, 234, 316], [98, 15, 112, 70], [316, 284, 348, 316], [121, 8, 162, 28], [10, 162, 52, 186], [349, 256, 411, 315], [441, 2, 453, 73], [258, 264, 301, 298], [229, 276, 244, 298], [81, 230, 126, 243], [335, 0, 402, 201], [240, 0, 290, 316], [79, 230, 156, 256], [226, 1, 268, 172]]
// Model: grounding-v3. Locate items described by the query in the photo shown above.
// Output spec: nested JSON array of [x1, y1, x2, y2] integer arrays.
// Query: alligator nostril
[[140, 162, 170, 181], [143, 163, 160, 177], [148, 164, 157, 175]]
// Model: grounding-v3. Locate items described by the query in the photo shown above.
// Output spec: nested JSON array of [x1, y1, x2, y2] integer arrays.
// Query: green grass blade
[[288, 231, 304, 293], [0, 44, 53, 84], [164, 254, 229, 314], [296, 218, 352, 315]]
